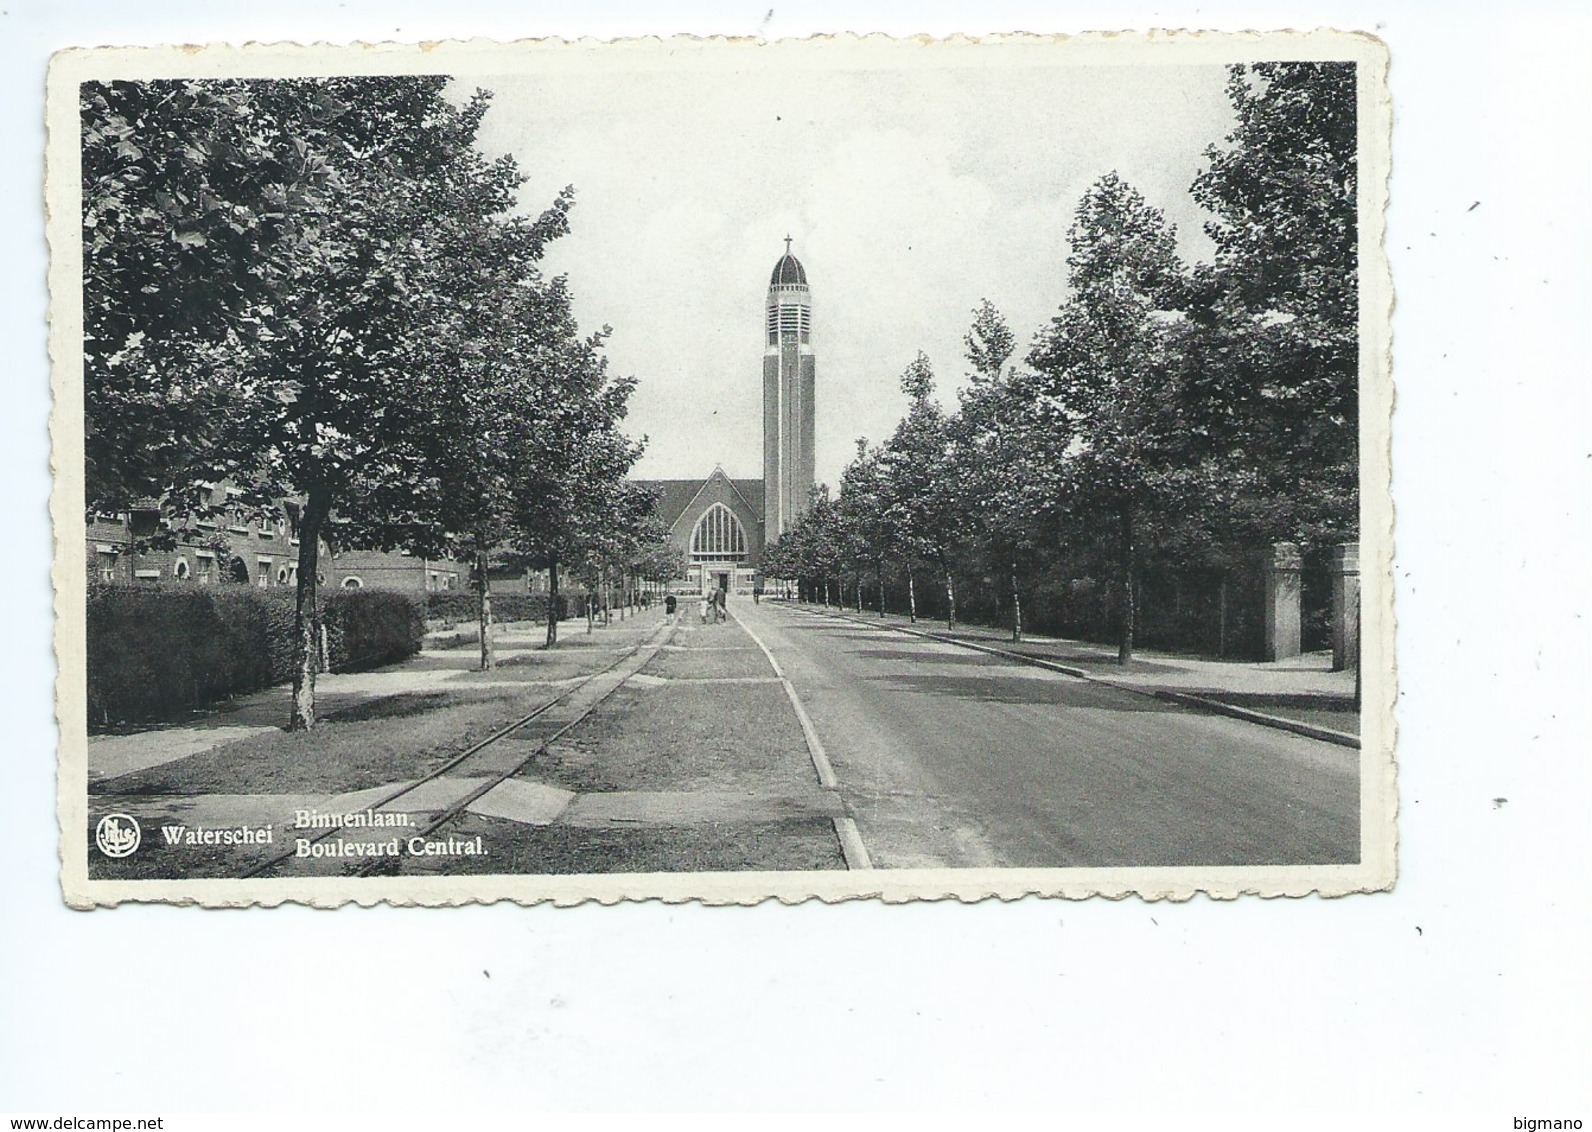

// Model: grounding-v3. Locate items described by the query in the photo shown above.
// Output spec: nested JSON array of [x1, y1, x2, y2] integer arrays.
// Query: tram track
[[240, 614, 676, 880]]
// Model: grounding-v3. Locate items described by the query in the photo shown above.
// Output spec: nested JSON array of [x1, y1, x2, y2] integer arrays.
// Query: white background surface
[[2, 0, 1589, 1116]]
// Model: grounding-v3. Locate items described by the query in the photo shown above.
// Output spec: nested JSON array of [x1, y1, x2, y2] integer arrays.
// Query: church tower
[[763, 239, 816, 540]]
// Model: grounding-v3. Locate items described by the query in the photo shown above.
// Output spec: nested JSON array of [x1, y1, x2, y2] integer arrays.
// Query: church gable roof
[[636, 473, 764, 527], [729, 479, 763, 515], [636, 480, 705, 527]]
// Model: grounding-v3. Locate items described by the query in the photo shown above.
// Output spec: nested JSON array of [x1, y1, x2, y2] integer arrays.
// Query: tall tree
[[837, 438, 892, 616], [880, 353, 966, 629], [1188, 61, 1360, 551], [507, 339, 643, 648], [404, 262, 582, 672], [1028, 173, 1187, 663], [82, 79, 393, 536], [82, 80, 309, 515], [245, 80, 549, 729], [955, 300, 1070, 642], [82, 77, 556, 727]]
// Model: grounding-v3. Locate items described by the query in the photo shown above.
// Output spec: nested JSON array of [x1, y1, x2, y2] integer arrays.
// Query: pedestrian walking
[[715, 586, 727, 622], [698, 594, 710, 624]]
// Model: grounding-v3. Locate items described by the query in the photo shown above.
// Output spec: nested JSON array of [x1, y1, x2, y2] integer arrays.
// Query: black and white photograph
[[53, 32, 1393, 905]]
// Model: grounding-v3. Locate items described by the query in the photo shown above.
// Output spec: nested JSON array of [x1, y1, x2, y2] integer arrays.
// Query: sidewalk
[[798, 603, 1359, 747], [87, 612, 659, 782]]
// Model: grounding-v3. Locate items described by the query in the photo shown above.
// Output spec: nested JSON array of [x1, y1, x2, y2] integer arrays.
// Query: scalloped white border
[[48, 30, 1395, 908]]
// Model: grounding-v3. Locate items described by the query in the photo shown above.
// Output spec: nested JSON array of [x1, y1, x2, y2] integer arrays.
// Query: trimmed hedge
[[87, 583, 425, 728], [323, 588, 425, 674], [424, 589, 566, 625]]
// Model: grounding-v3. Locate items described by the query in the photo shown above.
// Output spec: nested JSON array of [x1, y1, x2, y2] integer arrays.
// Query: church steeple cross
[[784, 234, 793, 255]]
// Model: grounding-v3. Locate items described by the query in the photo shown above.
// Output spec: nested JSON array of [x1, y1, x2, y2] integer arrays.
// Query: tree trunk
[[476, 541, 495, 672], [855, 573, 863, 613], [877, 560, 886, 617], [1010, 560, 1022, 643], [289, 489, 330, 732], [1217, 573, 1228, 658], [545, 551, 560, 649], [942, 558, 957, 630], [1118, 505, 1135, 666], [906, 563, 917, 623]]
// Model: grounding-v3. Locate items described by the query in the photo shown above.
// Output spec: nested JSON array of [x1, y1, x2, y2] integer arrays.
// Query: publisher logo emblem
[[95, 813, 141, 858]]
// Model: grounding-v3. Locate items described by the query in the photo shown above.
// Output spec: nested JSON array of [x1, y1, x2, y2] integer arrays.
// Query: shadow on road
[[868, 671, 1179, 712], [851, 648, 1017, 667]]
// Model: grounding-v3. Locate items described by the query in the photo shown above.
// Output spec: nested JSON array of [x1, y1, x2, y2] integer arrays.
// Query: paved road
[[734, 599, 1359, 869]]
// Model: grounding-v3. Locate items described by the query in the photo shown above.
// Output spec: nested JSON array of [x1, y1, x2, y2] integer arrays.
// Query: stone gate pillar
[[1263, 542, 1302, 661], [1331, 542, 1360, 672]]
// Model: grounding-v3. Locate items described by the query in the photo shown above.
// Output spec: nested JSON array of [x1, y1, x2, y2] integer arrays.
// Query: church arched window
[[690, 503, 748, 562]]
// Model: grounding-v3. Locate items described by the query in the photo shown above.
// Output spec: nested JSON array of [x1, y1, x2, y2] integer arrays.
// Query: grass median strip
[[93, 687, 562, 797]]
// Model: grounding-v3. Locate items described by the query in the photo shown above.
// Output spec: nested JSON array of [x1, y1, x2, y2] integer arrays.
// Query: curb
[[806, 606, 1360, 750], [733, 607, 875, 870]]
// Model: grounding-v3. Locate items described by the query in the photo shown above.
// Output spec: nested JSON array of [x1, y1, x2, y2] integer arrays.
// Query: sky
[[466, 44, 1240, 488]]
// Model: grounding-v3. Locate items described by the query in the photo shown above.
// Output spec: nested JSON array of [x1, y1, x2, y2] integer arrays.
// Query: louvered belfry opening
[[690, 503, 748, 562]]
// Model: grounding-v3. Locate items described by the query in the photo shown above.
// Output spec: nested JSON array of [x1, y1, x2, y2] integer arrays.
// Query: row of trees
[[83, 76, 671, 729], [762, 62, 1359, 663]]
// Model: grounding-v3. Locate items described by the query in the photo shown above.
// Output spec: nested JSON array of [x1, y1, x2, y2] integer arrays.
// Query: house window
[[341, 576, 362, 589], [95, 548, 118, 583], [134, 569, 160, 582], [172, 558, 190, 580], [195, 551, 215, 585], [276, 565, 291, 585], [257, 558, 272, 587], [257, 516, 275, 539]]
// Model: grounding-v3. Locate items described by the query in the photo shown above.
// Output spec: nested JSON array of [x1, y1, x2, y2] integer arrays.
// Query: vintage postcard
[[49, 31, 1394, 907]]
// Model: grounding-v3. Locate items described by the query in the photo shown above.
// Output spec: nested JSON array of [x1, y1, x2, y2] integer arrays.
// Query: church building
[[638, 242, 817, 594]]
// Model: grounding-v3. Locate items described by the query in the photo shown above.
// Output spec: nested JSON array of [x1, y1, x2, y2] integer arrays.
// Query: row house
[[86, 486, 463, 595]]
